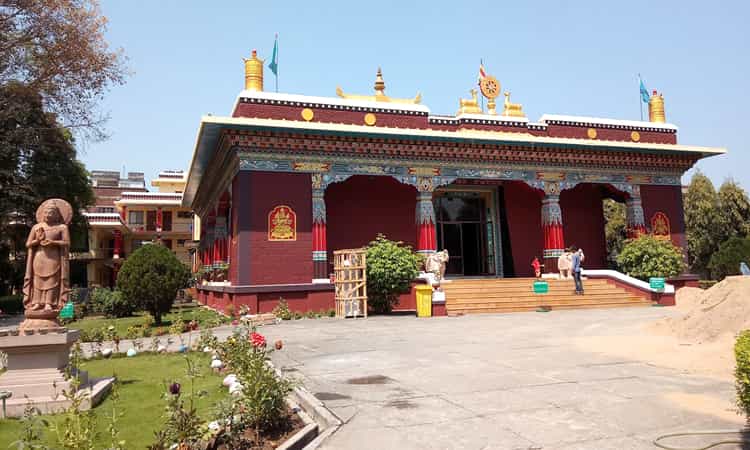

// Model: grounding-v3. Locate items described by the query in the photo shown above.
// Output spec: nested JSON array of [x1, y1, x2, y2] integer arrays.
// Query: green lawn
[[0, 353, 224, 449], [67, 304, 230, 338]]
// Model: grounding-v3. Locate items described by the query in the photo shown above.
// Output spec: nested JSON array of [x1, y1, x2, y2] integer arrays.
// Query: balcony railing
[[70, 248, 117, 260]]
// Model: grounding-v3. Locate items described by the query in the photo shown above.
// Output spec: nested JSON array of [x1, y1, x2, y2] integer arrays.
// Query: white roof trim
[[454, 112, 529, 123], [196, 115, 725, 155], [539, 114, 678, 131], [232, 90, 431, 114]]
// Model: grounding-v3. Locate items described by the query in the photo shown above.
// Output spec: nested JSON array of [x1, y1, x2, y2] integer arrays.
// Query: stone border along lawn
[[0, 352, 223, 449], [67, 303, 231, 339]]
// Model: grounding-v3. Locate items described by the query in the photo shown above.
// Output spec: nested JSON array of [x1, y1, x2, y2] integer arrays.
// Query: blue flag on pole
[[639, 77, 650, 104], [268, 35, 278, 76]]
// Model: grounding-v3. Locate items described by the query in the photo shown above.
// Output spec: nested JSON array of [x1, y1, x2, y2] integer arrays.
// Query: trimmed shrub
[[708, 237, 750, 281], [0, 295, 23, 314], [89, 287, 135, 318], [616, 235, 685, 281], [736, 330, 750, 419], [117, 244, 190, 325], [366, 235, 421, 313]]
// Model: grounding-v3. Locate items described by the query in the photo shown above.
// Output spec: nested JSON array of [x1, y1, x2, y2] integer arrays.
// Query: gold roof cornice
[[336, 68, 422, 104]]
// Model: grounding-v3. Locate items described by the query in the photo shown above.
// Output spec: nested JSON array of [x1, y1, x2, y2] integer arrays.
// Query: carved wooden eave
[[184, 115, 725, 211]]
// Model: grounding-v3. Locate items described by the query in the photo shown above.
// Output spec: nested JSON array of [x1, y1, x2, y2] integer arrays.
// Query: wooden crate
[[333, 248, 367, 318]]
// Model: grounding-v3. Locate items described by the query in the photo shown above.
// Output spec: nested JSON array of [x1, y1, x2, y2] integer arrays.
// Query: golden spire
[[648, 90, 666, 123], [243, 49, 264, 91], [374, 67, 386, 96], [336, 68, 422, 104]]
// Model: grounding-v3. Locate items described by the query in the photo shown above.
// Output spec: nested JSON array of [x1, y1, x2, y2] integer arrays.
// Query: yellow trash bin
[[415, 284, 433, 317]]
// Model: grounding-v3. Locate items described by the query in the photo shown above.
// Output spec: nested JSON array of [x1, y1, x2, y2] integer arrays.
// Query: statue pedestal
[[0, 329, 112, 417]]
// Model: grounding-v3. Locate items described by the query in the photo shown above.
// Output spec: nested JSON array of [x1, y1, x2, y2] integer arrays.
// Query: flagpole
[[275, 33, 278, 92], [638, 74, 643, 121], [480, 58, 485, 112]]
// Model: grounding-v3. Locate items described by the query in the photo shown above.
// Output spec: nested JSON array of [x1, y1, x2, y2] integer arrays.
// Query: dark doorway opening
[[434, 191, 494, 276]]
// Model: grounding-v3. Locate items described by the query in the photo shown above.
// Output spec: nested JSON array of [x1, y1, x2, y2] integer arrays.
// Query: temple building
[[184, 50, 724, 314], [74, 170, 193, 287]]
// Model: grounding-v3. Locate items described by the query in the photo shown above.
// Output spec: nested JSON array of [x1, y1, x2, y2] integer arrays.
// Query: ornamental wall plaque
[[650, 212, 671, 240], [268, 205, 297, 241]]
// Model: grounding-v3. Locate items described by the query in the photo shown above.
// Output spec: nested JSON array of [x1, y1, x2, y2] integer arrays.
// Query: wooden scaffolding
[[333, 248, 367, 318]]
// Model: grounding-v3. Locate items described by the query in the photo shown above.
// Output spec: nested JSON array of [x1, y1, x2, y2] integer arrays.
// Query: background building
[[73, 170, 193, 288]]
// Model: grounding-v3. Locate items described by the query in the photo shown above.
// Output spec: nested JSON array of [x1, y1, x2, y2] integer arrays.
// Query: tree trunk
[[153, 309, 162, 325]]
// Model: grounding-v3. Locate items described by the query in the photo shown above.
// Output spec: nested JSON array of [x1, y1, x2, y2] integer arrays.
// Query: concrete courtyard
[[259, 307, 745, 449]]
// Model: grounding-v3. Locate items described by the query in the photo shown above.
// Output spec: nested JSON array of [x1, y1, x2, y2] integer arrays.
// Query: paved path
[[253, 308, 745, 450]]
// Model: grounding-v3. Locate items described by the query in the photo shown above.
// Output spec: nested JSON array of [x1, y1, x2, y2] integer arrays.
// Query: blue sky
[[86, 0, 749, 191]]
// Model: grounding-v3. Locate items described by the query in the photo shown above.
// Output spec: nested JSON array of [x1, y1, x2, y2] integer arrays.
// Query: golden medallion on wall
[[364, 113, 377, 126], [587, 128, 597, 139], [631, 131, 641, 142], [301, 108, 314, 121], [651, 212, 671, 240]]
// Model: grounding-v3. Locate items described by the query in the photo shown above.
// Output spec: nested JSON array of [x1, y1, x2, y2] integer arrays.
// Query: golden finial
[[374, 67, 386, 96], [648, 90, 665, 123], [243, 49, 264, 91], [502, 91, 525, 117], [457, 89, 482, 114], [336, 68, 421, 104]]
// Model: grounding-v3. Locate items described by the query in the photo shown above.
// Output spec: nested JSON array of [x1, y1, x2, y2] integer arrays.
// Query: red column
[[156, 207, 163, 232], [312, 187, 328, 279], [541, 192, 565, 273], [416, 190, 437, 254], [113, 230, 122, 259], [119, 205, 127, 222]]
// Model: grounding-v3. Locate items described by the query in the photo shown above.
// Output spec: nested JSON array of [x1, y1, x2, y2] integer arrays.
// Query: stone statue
[[424, 250, 449, 283], [20, 199, 72, 331]]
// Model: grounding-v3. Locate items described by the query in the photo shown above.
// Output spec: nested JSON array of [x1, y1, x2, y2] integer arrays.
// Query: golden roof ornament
[[336, 68, 422, 104], [457, 89, 482, 114], [243, 49, 264, 91], [648, 90, 666, 123], [502, 91, 525, 118]]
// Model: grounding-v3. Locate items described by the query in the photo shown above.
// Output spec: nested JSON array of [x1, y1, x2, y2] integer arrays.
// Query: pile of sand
[[657, 276, 750, 343]]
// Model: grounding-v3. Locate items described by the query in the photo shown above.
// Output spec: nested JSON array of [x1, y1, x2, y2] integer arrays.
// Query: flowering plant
[[249, 332, 266, 349]]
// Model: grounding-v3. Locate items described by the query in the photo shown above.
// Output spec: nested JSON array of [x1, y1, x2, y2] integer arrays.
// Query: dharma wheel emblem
[[480, 75, 501, 99]]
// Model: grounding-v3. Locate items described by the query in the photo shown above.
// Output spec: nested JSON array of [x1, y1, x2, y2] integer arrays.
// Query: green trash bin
[[415, 284, 433, 317]]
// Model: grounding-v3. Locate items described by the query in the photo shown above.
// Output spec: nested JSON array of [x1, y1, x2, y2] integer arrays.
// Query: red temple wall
[[247, 171, 313, 284], [560, 184, 607, 269], [640, 184, 686, 250], [503, 181, 543, 277], [325, 175, 417, 265]]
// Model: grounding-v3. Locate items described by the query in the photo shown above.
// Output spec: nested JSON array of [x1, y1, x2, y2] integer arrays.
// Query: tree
[[0, 0, 127, 138], [603, 199, 627, 270], [365, 235, 421, 313], [117, 244, 190, 324], [0, 83, 94, 295], [684, 172, 721, 276], [708, 237, 750, 280], [717, 180, 750, 240], [616, 235, 685, 281]]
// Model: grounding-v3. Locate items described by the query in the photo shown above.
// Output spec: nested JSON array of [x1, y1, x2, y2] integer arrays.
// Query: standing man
[[571, 245, 584, 295]]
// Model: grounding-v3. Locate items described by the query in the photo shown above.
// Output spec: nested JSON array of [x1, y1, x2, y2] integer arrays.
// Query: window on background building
[[177, 211, 192, 219], [163, 239, 173, 249], [129, 211, 144, 226], [146, 210, 157, 231], [177, 239, 186, 247], [162, 211, 173, 231]]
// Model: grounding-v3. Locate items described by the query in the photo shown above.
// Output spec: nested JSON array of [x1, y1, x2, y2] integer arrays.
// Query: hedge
[[0, 295, 23, 314], [735, 330, 750, 418]]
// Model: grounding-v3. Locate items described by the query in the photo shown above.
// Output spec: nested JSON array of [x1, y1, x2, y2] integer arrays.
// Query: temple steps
[[443, 277, 653, 315]]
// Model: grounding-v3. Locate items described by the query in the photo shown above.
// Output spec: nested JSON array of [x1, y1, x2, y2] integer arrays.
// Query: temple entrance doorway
[[434, 188, 498, 277]]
